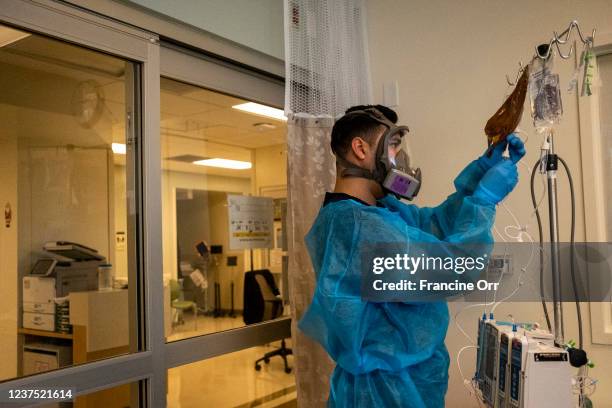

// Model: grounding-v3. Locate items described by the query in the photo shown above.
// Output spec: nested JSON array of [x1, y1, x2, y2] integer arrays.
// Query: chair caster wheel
[[264, 358, 270, 364], [284, 367, 292, 374], [255, 364, 261, 371]]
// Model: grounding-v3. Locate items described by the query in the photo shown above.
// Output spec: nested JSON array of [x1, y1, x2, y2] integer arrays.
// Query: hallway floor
[[167, 315, 295, 408]]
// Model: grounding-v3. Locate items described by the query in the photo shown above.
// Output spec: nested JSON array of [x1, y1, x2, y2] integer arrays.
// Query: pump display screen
[[476, 319, 486, 381], [498, 335, 509, 392], [510, 339, 522, 401], [485, 327, 498, 378]]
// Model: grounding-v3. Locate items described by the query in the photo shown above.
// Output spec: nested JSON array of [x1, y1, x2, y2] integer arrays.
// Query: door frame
[[159, 40, 291, 368], [577, 36, 612, 346], [0, 0, 163, 405]]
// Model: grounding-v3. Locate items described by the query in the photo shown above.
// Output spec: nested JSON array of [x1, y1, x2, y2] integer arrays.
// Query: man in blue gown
[[298, 105, 526, 407]]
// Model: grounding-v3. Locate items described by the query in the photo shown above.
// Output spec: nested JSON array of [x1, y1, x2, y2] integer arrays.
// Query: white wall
[[366, 1, 612, 407], [127, 0, 284, 59], [160, 169, 251, 281], [23, 147, 111, 262], [255, 143, 288, 193]]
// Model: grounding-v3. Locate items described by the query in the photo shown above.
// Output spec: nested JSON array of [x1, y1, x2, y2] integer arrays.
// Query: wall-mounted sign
[[227, 195, 274, 250]]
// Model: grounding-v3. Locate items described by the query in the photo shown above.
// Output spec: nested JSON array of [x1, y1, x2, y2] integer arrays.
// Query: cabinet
[[19, 289, 130, 407]]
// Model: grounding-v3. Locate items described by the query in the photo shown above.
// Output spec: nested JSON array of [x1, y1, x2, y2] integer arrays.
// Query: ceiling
[[0, 24, 287, 179], [160, 77, 286, 149]]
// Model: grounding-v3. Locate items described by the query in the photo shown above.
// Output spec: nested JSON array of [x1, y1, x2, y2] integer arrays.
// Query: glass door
[[0, 1, 161, 405], [159, 45, 295, 407]]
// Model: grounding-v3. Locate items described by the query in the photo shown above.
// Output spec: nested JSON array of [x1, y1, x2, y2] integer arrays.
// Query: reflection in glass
[[37, 382, 139, 408], [167, 343, 295, 407], [0, 23, 137, 382], [160, 78, 288, 341]]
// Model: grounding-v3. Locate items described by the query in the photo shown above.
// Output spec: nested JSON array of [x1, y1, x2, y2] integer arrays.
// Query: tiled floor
[[167, 315, 295, 408]]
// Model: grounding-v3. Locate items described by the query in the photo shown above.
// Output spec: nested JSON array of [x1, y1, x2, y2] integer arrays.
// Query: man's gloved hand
[[473, 159, 519, 205], [477, 133, 526, 170], [477, 139, 508, 171], [455, 134, 525, 195], [507, 134, 526, 164]]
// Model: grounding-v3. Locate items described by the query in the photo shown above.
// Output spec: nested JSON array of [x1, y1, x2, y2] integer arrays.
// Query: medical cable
[[530, 159, 553, 331], [558, 155, 583, 349], [530, 154, 582, 348], [454, 159, 541, 344], [456, 345, 486, 408], [489, 162, 540, 312], [454, 206, 532, 343], [490, 230, 535, 315], [490, 201, 539, 313]]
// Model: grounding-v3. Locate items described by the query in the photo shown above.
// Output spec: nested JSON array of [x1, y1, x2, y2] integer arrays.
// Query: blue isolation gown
[[298, 161, 497, 407]]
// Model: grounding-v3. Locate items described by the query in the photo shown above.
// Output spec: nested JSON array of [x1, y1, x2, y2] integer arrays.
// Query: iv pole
[[512, 21, 596, 347], [531, 41, 565, 346], [537, 22, 595, 347], [544, 128, 564, 346]]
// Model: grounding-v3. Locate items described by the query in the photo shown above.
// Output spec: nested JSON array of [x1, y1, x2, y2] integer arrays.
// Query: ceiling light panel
[[232, 102, 287, 122]]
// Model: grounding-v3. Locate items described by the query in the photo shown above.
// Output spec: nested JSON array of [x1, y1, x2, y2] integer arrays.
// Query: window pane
[[168, 342, 295, 407], [36, 381, 139, 408], [160, 78, 288, 341], [0, 23, 139, 382]]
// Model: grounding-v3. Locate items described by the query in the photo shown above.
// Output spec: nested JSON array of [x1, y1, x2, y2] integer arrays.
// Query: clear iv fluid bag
[[529, 57, 563, 129]]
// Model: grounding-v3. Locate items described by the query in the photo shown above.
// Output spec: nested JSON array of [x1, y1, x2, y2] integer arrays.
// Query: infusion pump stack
[[474, 316, 574, 408]]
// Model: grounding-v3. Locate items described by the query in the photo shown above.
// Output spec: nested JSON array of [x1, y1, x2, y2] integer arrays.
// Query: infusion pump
[[474, 317, 573, 408]]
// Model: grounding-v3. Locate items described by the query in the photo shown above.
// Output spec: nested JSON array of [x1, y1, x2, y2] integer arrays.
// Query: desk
[[19, 289, 131, 407]]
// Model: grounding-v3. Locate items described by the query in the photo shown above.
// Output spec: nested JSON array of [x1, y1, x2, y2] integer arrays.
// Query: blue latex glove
[[454, 160, 487, 195], [477, 133, 526, 170], [473, 159, 518, 205], [477, 139, 509, 171], [507, 133, 526, 164], [455, 134, 525, 195]]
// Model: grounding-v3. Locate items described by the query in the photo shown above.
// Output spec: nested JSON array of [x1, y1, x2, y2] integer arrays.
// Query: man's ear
[[351, 137, 368, 161]]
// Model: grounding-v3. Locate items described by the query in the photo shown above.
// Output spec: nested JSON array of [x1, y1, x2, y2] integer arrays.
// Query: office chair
[[170, 279, 198, 331], [243, 269, 292, 374]]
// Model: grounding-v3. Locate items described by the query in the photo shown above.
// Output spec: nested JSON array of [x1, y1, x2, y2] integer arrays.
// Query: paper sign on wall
[[227, 195, 274, 250]]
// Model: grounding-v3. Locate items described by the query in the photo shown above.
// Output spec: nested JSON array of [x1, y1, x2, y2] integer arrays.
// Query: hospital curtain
[[284, 0, 372, 406]]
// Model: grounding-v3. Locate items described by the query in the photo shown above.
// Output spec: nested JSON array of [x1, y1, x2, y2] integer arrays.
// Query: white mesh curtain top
[[285, 0, 372, 117], [284, 1, 372, 406]]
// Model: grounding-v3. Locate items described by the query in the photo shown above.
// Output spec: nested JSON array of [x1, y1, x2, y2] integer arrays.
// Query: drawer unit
[[23, 301, 55, 314], [23, 312, 55, 331]]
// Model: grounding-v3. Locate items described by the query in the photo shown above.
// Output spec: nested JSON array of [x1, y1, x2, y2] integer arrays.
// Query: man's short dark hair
[[331, 105, 398, 156]]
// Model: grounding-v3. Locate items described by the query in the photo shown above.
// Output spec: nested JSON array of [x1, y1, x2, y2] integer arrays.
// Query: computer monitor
[[195, 241, 209, 257]]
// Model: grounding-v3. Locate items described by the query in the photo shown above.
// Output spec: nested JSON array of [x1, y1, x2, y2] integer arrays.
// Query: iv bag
[[529, 58, 563, 129]]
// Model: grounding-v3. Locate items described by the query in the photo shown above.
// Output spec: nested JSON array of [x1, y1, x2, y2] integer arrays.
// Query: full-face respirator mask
[[334, 108, 422, 200]]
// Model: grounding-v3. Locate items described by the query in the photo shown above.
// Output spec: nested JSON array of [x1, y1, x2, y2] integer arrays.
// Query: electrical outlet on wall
[[486, 254, 512, 279]]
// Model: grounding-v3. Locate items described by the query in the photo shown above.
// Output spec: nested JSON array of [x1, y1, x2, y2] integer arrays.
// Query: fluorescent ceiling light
[[112, 143, 126, 155], [193, 158, 252, 170], [232, 102, 287, 121]]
